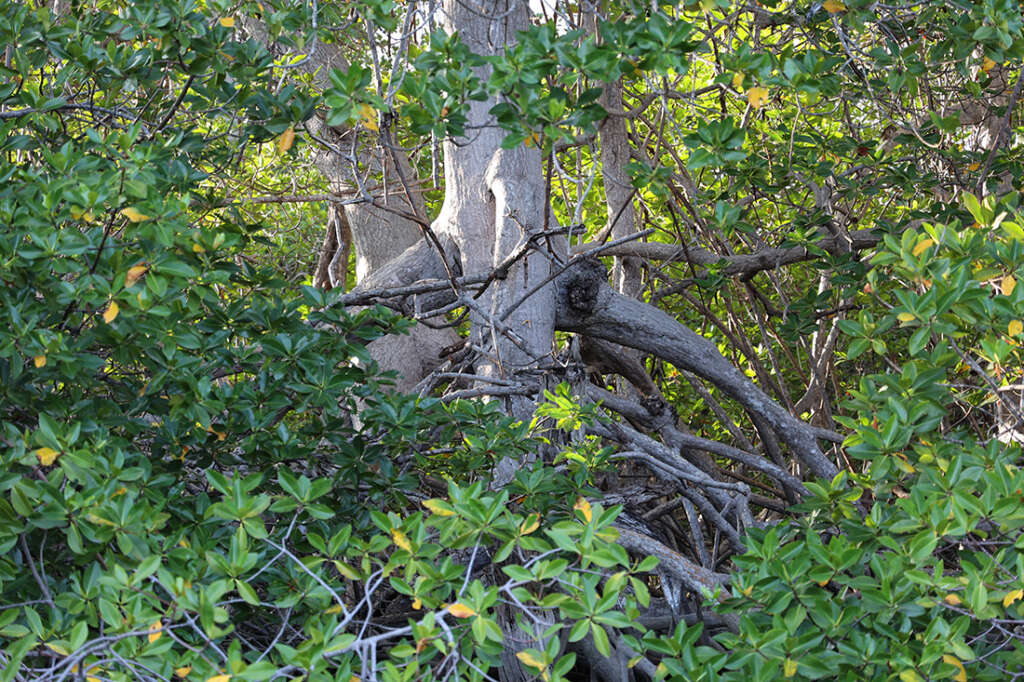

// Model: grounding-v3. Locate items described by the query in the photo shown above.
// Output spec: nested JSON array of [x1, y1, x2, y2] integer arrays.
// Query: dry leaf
[[982, 56, 996, 74], [519, 512, 540, 535], [277, 126, 295, 154], [942, 655, 967, 682], [912, 238, 934, 256], [515, 650, 546, 671], [391, 528, 411, 552], [103, 301, 120, 323], [36, 447, 60, 466], [121, 207, 150, 222], [357, 103, 378, 132], [422, 499, 454, 516], [746, 86, 768, 109], [126, 265, 148, 287], [574, 497, 593, 523]]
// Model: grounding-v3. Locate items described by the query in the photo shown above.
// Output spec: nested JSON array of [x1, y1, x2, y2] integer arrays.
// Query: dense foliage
[[2, 0, 1024, 681]]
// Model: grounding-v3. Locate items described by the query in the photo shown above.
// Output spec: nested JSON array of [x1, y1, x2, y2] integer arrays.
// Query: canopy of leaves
[[2, 0, 1024, 681]]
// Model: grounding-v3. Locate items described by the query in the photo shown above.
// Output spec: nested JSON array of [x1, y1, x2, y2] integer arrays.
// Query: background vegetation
[[1, 0, 1023, 680]]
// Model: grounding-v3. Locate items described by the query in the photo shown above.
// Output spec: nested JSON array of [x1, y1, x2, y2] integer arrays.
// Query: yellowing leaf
[[447, 602, 476, 618], [120, 207, 150, 222], [36, 447, 60, 466], [1010, 320, 1024, 336], [206, 676, 231, 682], [422, 499, 454, 516], [148, 619, 163, 643], [982, 56, 997, 74], [783, 658, 798, 678], [823, 0, 846, 12], [731, 72, 744, 91], [126, 265, 148, 287], [944, 593, 962, 605], [45, 642, 70, 656], [174, 667, 192, 679], [942, 655, 967, 682], [34, 354, 47, 368], [391, 528, 411, 552], [524, 131, 540, 148], [519, 512, 540, 535], [968, 162, 981, 171], [103, 301, 119, 323], [412, 597, 422, 610], [574, 497, 592, 523], [746, 86, 768, 109], [219, 17, 235, 27], [912, 238, 934, 256], [898, 671, 922, 682], [357, 103, 378, 132], [897, 312, 916, 323], [1003, 274, 1017, 296], [277, 126, 295, 154], [192, 243, 206, 253], [514, 651, 546, 671]]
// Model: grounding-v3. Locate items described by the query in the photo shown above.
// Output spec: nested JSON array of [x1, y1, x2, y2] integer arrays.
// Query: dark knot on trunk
[[557, 257, 606, 317]]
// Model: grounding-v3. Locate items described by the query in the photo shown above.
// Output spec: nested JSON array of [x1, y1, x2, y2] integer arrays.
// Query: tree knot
[[557, 257, 606, 317]]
